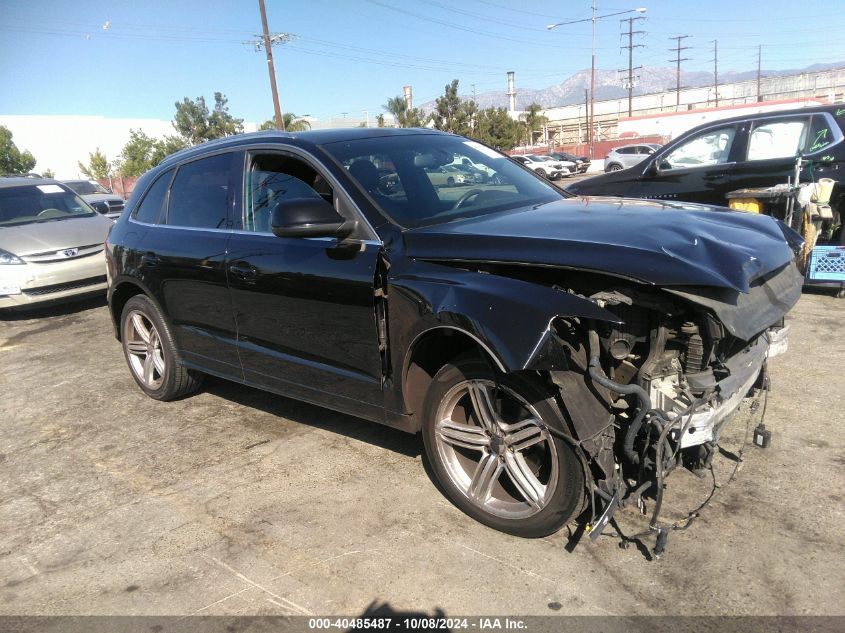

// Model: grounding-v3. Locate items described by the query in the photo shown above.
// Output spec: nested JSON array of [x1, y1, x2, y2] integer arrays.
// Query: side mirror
[[90, 201, 110, 215], [270, 197, 352, 239], [644, 160, 659, 177]]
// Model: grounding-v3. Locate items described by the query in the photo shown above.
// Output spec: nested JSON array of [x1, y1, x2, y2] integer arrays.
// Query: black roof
[[682, 103, 842, 130], [0, 177, 64, 189], [158, 127, 448, 169]]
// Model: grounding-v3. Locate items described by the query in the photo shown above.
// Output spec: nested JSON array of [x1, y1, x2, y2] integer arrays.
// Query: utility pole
[[711, 40, 719, 107], [756, 45, 763, 102], [584, 88, 589, 145], [589, 0, 597, 158], [619, 15, 646, 117], [669, 35, 691, 111], [258, 0, 284, 130]]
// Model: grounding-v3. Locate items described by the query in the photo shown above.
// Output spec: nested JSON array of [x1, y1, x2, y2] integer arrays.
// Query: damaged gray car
[[106, 129, 803, 551]]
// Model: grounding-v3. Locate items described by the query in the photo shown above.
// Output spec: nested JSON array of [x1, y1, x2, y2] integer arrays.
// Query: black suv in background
[[106, 128, 801, 543], [566, 104, 845, 216]]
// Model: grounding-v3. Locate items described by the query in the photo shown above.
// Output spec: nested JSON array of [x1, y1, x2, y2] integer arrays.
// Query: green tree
[[115, 129, 156, 177], [431, 80, 463, 134], [173, 92, 243, 145], [520, 102, 547, 146], [459, 99, 479, 136], [375, 114, 386, 128], [41, 168, 55, 178], [383, 95, 407, 127], [472, 108, 521, 150], [78, 148, 111, 179], [0, 126, 36, 174], [115, 130, 188, 177], [258, 113, 311, 132], [150, 135, 188, 166], [381, 96, 427, 128]]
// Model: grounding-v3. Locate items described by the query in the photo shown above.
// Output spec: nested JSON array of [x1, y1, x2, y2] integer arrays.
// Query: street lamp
[[547, 5, 646, 159]]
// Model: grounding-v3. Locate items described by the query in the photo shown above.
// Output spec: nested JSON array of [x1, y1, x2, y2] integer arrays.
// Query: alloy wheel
[[433, 379, 559, 519], [123, 310, 166, 389]]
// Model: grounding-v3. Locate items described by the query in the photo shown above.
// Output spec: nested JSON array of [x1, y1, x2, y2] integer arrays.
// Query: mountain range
[[420, 62, 844, 112]]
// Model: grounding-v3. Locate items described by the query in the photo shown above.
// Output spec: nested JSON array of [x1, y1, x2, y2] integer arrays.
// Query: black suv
[[566, 104, 845, 213], [107, 128, 801, 541]]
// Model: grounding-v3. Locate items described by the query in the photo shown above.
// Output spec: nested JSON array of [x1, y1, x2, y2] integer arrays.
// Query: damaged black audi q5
[[106, 128, 802, 546]]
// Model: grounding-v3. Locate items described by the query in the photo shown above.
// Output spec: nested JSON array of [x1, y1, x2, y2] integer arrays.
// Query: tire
[[120, 294, 203, 401], [534, 168, 547, 179], [606, 163, 623, 172], [446, 177, 455, 187], [421, 357, 584, 538]]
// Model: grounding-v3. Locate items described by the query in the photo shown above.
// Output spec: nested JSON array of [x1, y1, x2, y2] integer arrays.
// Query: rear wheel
[[606, 163, 623, 172], [421, 358, 584, 537], [120, 295, 203, 401], [534, 168, 547, 179]]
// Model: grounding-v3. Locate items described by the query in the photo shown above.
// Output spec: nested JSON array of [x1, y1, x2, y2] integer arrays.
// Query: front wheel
[[421, 358, 584, 538], [534, 168, 547, 179], [120, 295, 203, 401]]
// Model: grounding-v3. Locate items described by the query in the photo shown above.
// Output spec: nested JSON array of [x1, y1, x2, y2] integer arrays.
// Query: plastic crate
[[807, 246, 845, 282]]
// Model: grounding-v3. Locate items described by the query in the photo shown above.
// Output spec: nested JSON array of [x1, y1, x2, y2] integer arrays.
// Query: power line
[[669, 35, 692, 110], [619, 15, 646, 117]]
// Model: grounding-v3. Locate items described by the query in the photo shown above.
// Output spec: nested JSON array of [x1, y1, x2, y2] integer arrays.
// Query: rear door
[[131, 150, 242, 377], [225, 147, 385, 418], [729, 112, 842, 193]]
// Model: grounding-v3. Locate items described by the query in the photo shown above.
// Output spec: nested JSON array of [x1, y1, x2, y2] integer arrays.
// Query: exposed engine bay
[[524, 262, 802, 557]]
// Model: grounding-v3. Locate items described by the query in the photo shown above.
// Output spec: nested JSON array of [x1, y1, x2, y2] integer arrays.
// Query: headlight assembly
[[0, 249, 25, 265]]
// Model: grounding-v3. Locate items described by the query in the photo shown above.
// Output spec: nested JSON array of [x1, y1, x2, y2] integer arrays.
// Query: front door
[[225, 149, 384, 418], [631, 124, 741, 205]]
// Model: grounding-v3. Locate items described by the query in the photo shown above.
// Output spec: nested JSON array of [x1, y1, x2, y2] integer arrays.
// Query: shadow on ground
[[0, 295, 108, 321], [203, 375, 422, 459]]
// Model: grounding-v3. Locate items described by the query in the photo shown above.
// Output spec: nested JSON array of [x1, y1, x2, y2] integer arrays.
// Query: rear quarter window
[[133, 169, 173, 224]]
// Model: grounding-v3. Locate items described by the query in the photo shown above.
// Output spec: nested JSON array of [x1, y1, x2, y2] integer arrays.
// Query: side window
[[244, 154, 328, 233], [747, 119, 808, 161], [664, 127, 735, 169], [133, 169, 173, 224], [616, 147, 633, 155], [806, 115, 835, 154], [167, 153, 233, 229]]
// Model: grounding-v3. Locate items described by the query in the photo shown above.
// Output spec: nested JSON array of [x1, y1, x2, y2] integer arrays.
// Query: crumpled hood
[[404, 197, 797, 293], [0, 214, 113, 256]]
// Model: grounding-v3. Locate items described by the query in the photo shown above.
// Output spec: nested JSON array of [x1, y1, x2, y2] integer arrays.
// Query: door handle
[[228, 262, 258, 280], [141, 252, 159, 266], [703, 174, 729, 182]]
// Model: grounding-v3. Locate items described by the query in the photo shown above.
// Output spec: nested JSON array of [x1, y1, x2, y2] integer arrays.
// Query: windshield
[[65, 180, 108, 195], [322, 135, 562, 228], [0, 184, 95, 227]]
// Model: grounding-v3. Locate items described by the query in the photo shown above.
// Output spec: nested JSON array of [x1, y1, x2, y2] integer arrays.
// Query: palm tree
[[519, 103, 547, 146], [258, 113, 311, 132], [383, 96, 408, 127]]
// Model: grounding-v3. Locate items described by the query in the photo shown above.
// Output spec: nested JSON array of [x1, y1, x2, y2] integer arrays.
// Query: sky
[[2, 0, 845, 124]]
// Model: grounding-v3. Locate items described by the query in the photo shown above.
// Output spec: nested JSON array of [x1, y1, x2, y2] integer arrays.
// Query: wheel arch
[[109, 278, 161, 341], [402, 326, 505, 423]]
